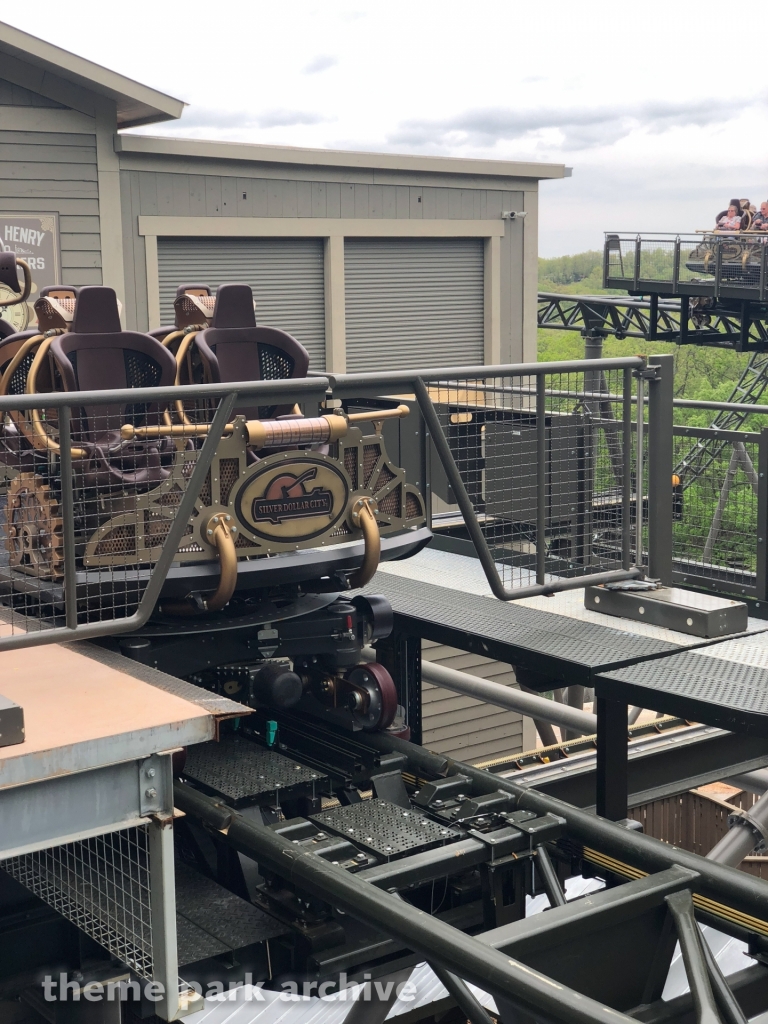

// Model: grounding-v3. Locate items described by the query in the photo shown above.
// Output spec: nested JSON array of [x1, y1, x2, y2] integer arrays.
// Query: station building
[[0, 20, 566, 373], [0, 20, 568, 762]]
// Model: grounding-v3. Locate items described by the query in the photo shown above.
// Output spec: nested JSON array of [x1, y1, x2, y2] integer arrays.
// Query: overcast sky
[[9, 0, 768, 256]]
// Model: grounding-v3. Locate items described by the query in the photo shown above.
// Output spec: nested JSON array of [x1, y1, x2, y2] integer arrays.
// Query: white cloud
[[5, 0, 768, 254], [303, 55, 338, 74]]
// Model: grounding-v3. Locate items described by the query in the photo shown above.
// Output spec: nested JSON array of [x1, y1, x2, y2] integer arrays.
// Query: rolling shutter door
[[344, 238, 484, 372], [157, 237, 326, 370]]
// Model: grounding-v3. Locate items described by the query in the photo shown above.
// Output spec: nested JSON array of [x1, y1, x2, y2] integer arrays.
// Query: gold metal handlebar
[[119, 405, 410, 443], [0, 333, 45, 397], [204, 514, 238, 612], [120, 413, 349, 446], [348, 497, 381, 589], [347, 404, 410, 423], [156, 513, 238, 617], [26, 335, 87, 458]]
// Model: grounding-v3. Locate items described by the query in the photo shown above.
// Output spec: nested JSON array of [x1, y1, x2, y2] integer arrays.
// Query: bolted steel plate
[[311, 799, 461, 856]]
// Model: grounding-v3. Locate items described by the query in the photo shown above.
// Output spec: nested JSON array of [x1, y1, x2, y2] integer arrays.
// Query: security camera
[[501, 211, 527, 221]]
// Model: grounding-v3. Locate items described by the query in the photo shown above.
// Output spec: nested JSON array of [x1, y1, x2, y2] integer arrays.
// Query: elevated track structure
[[537, 239, 768, 599]]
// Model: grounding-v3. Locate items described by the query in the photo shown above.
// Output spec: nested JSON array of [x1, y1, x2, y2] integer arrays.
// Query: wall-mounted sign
[[0, 213, 60, 333]]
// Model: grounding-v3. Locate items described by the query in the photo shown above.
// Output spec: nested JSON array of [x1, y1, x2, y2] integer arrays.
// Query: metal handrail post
[[673, 235, 681, 291], [58, 405, 79, 629], [622, 368, 633, 570], [647, 355, 674, 584], [536, 375, 547, 585], [635, 373, 645, 569]]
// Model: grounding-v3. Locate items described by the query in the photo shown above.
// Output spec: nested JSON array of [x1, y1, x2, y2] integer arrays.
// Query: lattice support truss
[[675, 350, 768, 490], [537, 292, 768, 349]]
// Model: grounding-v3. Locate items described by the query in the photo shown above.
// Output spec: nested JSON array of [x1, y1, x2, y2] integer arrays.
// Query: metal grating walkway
[[362, 572, 684, 686], [175, 862, 287, 967], [597, 631, 768, 734]]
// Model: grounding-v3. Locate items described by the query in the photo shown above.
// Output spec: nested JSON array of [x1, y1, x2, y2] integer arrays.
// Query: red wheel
[[346, 662, 398, 731]]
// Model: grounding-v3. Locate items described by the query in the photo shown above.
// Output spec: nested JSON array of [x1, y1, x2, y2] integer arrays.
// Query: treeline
[[537, 247, 756, 412], [539, 250, 605, 294]]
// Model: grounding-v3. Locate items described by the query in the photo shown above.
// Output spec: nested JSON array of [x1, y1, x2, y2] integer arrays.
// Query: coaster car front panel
[[81, 418, 425, 572]]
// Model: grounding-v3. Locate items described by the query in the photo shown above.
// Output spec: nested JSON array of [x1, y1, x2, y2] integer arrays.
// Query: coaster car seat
[[193, 284, 309, 419], [47, 286, 177, 487], [0, 287, 79, 470], [149, 284, 214, 344]]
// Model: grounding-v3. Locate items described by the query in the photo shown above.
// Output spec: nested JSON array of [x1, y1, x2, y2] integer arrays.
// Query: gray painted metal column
[[647, 354, 674, 584], [147, 754, 183, 1021]]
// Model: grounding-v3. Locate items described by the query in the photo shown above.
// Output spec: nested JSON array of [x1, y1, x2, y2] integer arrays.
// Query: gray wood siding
[[0, 78, 65, 108], [120, 168, 523, 354], [0, 128, 101, 287], [421, 641, 535, 764]]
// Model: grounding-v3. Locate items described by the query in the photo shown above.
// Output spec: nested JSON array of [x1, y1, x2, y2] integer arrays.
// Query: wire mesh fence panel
[[678, 237, 708, 285], [604, 236, 636, 282], [605, 232, 767, 295], [426, 366, 635, 593], [2, 826, 154, 979], [0, 374, 337, 647], [712, 234, 765, 291], [638, 238, 676, 283], [0, 392, 233, 641], [671, 429, 761, 597]]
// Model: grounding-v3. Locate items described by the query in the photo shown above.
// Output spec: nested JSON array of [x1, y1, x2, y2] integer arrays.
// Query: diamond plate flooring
[[363, 572, 684, 682], [376, 548, 766, 646]]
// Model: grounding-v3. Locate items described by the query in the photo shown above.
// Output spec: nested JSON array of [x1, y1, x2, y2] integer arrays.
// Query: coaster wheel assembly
[[5, 473, 64, 578], [344, 661, 398, 730]]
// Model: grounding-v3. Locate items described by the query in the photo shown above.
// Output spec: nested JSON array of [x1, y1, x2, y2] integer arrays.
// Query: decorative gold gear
[[6, 473, 64, 578]]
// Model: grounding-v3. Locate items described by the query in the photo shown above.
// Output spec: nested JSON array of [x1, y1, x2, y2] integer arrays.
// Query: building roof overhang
[[0, 20, 184, 128], [116, 133, 568, 181]]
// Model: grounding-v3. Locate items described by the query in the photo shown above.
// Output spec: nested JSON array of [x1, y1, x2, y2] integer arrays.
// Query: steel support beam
[[665, 891, 720, 1024], [174, 781, 641, 1024], [361, 733, 768, 923], [648, 355, 674, 585], [508, 726, 768, 811]]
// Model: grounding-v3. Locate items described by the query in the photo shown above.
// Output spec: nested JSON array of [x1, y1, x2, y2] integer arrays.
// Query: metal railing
[[671, 420, 767, 600], [329, 356, 656, 598], [604, 232, 768, 299], [0, 357, 656, 649], [0, 377, 328, 650]]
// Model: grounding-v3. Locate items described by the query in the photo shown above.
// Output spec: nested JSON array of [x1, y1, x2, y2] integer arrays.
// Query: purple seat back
[[49, 287, 176, 446], [0, 330, 45, 394], [195, 284, 309, 418]]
